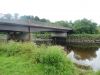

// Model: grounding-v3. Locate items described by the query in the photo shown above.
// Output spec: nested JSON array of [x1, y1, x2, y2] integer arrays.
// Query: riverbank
[[0, 42, 78, 75], [0, 42, 100, 75], [66, 34, 100, 44]]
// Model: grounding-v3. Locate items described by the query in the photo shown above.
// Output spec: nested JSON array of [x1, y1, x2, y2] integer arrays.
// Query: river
[[64, 44, 100, 71], [36, 40, 100, 70]]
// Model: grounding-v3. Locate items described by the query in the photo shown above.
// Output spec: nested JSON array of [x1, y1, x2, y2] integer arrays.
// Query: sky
[[0, 0, 100, 24]]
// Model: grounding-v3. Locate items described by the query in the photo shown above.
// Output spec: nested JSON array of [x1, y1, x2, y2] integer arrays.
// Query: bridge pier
[[51, 37, 66, 45], [51, 32, 67, 45], [7, 32, 32, 42]]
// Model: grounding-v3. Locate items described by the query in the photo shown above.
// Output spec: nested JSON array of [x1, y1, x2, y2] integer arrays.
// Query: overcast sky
[[0, 0, 100, 24]]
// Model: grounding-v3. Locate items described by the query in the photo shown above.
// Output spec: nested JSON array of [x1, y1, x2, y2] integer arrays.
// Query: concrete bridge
[[0, 19, 72, 42]]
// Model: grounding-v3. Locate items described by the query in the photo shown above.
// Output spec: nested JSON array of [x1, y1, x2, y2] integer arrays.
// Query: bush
[[0, 42, 78, 75], [0, 42, 36, 57], [67, 34, 100, 40], [34, 45, 78, 75]]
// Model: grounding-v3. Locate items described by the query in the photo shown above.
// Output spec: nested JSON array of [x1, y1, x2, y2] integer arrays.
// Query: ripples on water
[[65, 44, 100, 71]]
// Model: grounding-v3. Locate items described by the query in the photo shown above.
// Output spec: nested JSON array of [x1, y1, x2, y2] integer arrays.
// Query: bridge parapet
[[0, 19, 72, 30]]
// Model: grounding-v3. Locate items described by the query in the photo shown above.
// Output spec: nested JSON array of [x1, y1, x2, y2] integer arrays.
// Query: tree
[[34, 16, 40, 21], [4, 14, 12, 20], [14, 13, 19, 20], [54, 21, 71, 27], [40, 18, 50, 22], [73, 18, 97, 34], [20, 15, 34, 23]]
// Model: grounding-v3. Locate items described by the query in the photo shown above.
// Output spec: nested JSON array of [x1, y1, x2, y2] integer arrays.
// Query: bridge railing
[[0, 19, 72, 30]]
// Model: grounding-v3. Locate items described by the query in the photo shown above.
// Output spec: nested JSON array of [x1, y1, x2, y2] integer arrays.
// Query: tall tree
[[14, 13, 19, 20], [54, 21, 70, 27], [20, 15, 34, 23], [34, 16, 40, 21], [4, 14, 12, 20], [73, 18, 97, 34], [40, 18, 50, 23]]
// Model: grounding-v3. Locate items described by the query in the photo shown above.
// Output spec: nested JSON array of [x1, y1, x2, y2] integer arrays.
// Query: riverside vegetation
[[0, 42, 77, 75], [66, 34, 100, 43], [0, 42, 100, 75]]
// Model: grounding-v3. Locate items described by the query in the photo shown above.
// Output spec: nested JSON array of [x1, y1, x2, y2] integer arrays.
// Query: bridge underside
[[0, 23, 72, 41], [1, 32, 68, 42]]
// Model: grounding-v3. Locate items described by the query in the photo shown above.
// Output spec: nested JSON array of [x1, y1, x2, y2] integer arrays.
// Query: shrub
[[35, 45, 78, 75], [0, 42, 79, 75], [0, 41, 36, 57]]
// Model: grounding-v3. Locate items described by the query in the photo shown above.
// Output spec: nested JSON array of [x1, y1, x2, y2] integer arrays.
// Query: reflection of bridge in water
[[0, 19, 72, 42]]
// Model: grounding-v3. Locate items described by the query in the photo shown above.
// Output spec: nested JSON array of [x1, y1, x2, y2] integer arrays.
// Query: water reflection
[[68, 47, 97, 60], [65, 44, 100, 70]]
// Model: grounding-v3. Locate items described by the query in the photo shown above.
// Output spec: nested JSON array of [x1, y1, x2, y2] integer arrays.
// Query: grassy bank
[[0, 42, 78, 75], [66, 34, 100, 43], [0, 42, 100, 75]]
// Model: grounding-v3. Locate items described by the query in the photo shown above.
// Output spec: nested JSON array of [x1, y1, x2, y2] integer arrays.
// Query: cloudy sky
[[0, 0, 100, 23]]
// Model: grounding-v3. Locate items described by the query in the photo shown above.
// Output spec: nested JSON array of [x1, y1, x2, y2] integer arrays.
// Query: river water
[[36, 41, 100, 70], [64, 44, 100, 70]]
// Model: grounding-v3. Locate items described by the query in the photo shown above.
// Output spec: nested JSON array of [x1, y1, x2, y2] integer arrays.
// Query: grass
[[0, 41, 78, 75], [0, 41, 100, 75], [67, 34, 100, 42]]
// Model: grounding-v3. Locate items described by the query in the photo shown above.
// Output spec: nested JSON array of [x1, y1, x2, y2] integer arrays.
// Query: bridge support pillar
[[50, 32, 67, 44], [51, 37, 66, 45], [7, 32, 32, 42]]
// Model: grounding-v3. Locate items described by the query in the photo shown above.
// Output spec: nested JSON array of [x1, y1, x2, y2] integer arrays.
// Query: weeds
[[0, 42, 78, 75]]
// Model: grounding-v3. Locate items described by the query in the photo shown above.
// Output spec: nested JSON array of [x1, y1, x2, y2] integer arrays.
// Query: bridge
[[0, 19, 72, 42]]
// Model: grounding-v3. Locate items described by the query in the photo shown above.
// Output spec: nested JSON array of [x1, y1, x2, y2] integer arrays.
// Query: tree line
[[0, 13, 50, 23], [0, 13, 99, 34]]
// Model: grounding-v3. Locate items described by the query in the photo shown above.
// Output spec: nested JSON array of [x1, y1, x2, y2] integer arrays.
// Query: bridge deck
[[0, 20, 72, 32]]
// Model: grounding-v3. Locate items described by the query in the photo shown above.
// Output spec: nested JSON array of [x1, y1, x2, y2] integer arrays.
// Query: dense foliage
[[72, 19, 98, 34], [67, 34, 100, 40], [54, 21, 72, 28], [0, 42, 78, 75]]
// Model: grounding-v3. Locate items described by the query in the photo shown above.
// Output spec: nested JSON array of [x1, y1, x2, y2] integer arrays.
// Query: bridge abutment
[[51, 32, 67, 44], [7, 32, 32, 42], [51, 32, 67, 37], [51, 37, 66, 45]]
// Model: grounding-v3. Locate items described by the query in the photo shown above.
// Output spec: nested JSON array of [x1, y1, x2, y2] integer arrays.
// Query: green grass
[[0, 42, 78, 75], [0, 41, 100, 75], [67, 34, 100, 40]]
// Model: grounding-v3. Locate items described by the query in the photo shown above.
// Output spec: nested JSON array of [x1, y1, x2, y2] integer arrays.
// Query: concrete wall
[[51, 32, 67, 37]]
